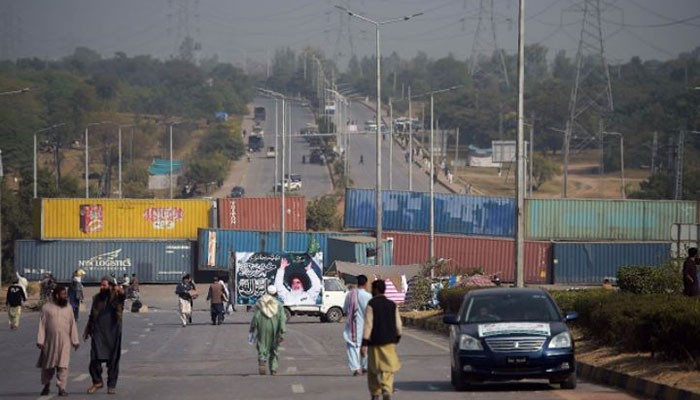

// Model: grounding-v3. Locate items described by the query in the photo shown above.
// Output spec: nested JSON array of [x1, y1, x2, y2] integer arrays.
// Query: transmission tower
[[562, 0, 614, 198], [0, 2, 20, 60], [469, 0, 510, 90], [167, 0, 201, 59]]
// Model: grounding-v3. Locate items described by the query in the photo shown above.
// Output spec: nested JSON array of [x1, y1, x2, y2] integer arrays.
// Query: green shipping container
[[526, 199, 697, 241]]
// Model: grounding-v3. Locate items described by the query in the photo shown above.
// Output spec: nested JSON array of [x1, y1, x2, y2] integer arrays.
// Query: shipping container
[[217, 196, 306, 231], [526, 199, 697, 241], [344, 189, 515, 237], [670, 223, 700, 258], [15, 240, 195, 283], [34, 198, 213, 240], [384, 231, 551, 284], [198, 229, 372, 270], [326, 236, 393, 267], [551, 241, 670, 284]]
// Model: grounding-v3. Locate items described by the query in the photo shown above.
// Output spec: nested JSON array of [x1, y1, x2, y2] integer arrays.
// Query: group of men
[[30, 276, 126, 396], [343, 275, 403, 400], [175, 274, 233, 327]]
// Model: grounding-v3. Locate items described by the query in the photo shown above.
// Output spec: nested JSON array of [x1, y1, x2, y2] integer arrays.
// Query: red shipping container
[[383, 231, 552, 284], [218, 196, 306, 231]]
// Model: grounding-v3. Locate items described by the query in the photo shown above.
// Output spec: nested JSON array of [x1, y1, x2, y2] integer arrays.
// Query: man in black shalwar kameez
[[84, 277, 125, 395]]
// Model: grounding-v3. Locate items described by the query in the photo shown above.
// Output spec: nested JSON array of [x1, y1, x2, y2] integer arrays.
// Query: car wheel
[[451, 366, 469, 391], [559, 372, 577, 390], [325, 307, 343, 323], [284, 307, 292, 321]]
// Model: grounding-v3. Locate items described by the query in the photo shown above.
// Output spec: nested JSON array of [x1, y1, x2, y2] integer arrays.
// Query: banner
[[235, 252, 323, 306]]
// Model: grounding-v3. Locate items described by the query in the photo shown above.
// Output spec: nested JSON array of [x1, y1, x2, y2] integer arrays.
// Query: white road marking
[[139, 334, 146, 338], [73, 373, 90, 382], [285, 356, 296, 360], [291, 384, 305, 394], [402, 331, 449, 352], [286, 366, 297, 373], [144, 328, 151, 332], [121, 349, 128, 355], [147, 322, 154, 326], [130, 341, 140, 345]]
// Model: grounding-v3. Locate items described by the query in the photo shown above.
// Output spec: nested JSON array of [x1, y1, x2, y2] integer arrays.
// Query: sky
[[1, 0, 700, 69]]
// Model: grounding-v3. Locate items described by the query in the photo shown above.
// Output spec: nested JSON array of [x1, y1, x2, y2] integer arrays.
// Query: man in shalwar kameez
[[37, 285, 80, 397], [250, 285, 287, 375], [361, 279, 403, 400], [84, 277, 125, 395], [343, 274, 372, 376]]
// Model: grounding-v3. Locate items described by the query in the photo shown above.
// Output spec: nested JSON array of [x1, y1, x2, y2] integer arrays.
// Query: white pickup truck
[[284, 276, 346, 322]]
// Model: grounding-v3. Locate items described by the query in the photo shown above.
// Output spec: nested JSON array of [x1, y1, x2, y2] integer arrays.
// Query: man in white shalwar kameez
[[343, 274, 372, 375]]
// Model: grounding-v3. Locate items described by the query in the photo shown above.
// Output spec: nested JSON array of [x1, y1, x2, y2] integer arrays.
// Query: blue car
[[443, 287, 578, 390]]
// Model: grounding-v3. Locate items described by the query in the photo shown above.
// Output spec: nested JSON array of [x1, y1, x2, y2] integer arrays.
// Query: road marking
[[147, 322, 154, 326], [73, 373, 90, 382], [130, 341, 140, 345], [402, 331, 449, 352], [285, 356, 296, 360], [121, 349, 128, 355], [144, 328, 151, 332], [291, 384, 305, 394], [139, 334, 146, 338], [286, 366, 297, 373]]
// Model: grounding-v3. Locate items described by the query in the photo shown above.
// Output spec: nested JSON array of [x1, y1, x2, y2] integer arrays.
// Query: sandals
[[87, 383, 103, 394]]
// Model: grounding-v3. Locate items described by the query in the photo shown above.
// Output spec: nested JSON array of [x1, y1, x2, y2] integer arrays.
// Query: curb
[[400, 316, 700, 400]]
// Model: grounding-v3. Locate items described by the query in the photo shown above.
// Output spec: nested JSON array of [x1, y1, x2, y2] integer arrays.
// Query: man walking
[[68, 269, 85, 321], [175, 274, 196, 326], [249, 285, 286, 375], [207, 276, 227, 325], [683, 247, 699, 297], [361, 280, 403, 400], [84, 277, 126, 395], [37, 285, 79, 397], [344, 275, 372, 376], [6, 277, 27, 330]]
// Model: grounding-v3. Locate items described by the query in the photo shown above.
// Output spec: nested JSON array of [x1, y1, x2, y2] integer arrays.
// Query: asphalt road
[[0, 287, 645, 400], [345, 101, 449, 194], [243, 97, 332, 200]]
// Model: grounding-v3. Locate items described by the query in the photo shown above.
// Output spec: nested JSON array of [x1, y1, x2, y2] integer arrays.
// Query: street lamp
[[33, 123, 65, 198], [411, 86, 462, 261], [85, 121, 112, 198], [602, 131, 625, 199], [258, 88, 288, 252], [339, 5, 423, 266]]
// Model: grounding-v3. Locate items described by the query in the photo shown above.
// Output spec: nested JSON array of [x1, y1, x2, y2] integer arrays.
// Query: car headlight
[[548, 332, 572, 349], [459, 334, 483, 351]]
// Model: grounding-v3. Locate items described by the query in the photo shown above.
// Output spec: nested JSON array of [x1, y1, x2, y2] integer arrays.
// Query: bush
[[617, 263, 683, 294], [406, 276, 433, 310]]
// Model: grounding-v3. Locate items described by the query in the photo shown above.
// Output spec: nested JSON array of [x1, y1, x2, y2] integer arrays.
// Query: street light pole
[[515, 0, 526, 288], [430, 94, 435, 260], [340, 5, 423, 266], [389, 98, 393, 190], [274, 99, 279, 195], [117, 124, 134, 198], [408, 86, 413, 191], [85, 122, 110, 198], [34, 123, 65, 199]]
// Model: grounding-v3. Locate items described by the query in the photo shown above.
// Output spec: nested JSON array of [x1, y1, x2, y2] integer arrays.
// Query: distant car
[[274, 178, 301, 192], [444, 287, 578, 391], [266, 147, 276, 158], [230, 186, 245, 198], [286, 174, 302, 190]]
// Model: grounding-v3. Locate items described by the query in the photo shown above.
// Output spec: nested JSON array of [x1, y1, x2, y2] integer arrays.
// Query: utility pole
[[651, 131, 658, 174], [408, 86, 413, 191], [675, 130, 684, 200], [389, 98, 393, 190], [528, 116, 534, 197], [563, 120, 571, 198], [455, 127, 460, 167], [515, 0, 525, 288]]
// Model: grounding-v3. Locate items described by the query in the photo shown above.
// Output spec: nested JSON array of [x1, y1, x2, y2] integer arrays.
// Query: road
[[243, 97, 332, 199], [0, 287, 645, 400], [345, 101, 449, 194]]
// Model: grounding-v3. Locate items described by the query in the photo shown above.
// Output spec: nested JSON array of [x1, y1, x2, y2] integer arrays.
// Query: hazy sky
[[2, 0, 700, 68]]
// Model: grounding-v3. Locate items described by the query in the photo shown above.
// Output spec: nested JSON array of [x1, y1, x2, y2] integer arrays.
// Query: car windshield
[[462, 292, 561, 323]]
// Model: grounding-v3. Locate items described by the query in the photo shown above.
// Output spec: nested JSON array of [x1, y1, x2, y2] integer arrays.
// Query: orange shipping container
[[217, 196, 306, 231], [383, 231, 552, 284], [34, 198, 213, 240]]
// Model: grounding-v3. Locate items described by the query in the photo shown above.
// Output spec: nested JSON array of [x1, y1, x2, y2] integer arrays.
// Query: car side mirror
[[564, 311, 578, 322], [443, 315, 459, 325]]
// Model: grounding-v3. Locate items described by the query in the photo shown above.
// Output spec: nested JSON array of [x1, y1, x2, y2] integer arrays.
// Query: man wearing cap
[[68, 269, 85, 321], [249, 285, 286, 375], [175, 274, 197, 327]]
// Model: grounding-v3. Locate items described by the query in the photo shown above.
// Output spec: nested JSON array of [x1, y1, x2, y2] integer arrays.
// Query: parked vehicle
[[266, 147, 276, 158], [444, 287, 578, 391], [254, 106, 266, 122], [248, 135, 264, 152], [275, 178, 301, 192], [230, 186, 245, 198]]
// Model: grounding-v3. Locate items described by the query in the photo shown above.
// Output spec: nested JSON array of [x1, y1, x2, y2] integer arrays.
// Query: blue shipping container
[[15, 240, 195, 283], [552, 242, 670, 284], [198, 229, 372, 271], [326, 236, 393, 267], [344, 188, 515, 237]]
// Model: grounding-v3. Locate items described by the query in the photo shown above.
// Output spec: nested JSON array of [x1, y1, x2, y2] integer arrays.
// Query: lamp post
[[602, 131, 625, 199], [118, 124, 134, 198], [411, 86, 462, 260], [168, 122, 185, 199], [85, 121, 111, 198], [33, 123, 65, 198], [408, 86, 413, 191], [339, 5, 423, 266]]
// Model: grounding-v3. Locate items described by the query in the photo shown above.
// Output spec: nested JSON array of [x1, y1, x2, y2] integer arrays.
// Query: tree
[[531, 152, 561, 191], [306, 195, 341, 231], [185, 151, 228, 192]]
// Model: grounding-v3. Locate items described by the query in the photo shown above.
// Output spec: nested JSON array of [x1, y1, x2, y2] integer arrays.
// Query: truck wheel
[[284, 307, 292, 321], [325, 307, 343, 323]]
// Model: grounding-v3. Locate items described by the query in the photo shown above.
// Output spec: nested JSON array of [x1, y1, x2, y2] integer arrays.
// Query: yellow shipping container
[[34, 198, 213, 240]]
